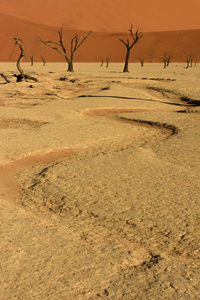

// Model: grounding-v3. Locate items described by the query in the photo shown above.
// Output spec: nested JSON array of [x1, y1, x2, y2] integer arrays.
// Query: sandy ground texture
[[0, 63, 200, 299]]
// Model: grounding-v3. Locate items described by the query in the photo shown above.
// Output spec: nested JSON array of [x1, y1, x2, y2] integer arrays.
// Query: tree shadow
[[79, 94, 188, 107]]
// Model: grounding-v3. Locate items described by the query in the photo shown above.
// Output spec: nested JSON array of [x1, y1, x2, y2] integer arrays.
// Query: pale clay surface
[[0, 63, 200, 299]]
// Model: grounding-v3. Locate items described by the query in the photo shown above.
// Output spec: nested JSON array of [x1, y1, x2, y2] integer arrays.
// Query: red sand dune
[[0, 0, 200, 63], [0, 0, 200, 32]]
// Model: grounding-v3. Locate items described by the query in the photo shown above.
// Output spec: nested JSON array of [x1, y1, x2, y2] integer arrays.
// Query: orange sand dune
[[0, 0, 200, 32], [1, 0, 200, 63], [0, 12, 200, 63]]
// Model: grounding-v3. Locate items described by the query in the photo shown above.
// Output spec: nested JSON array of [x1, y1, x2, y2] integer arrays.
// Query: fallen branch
[[0, 73, 10, 83]]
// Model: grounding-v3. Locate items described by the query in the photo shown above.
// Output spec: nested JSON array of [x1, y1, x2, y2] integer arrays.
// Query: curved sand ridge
[[0, 107, 174, 203], [1, 63, 200, 299]]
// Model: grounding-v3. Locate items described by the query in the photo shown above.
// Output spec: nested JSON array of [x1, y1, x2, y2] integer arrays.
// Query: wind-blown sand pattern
[[0, 63, 200, 299]]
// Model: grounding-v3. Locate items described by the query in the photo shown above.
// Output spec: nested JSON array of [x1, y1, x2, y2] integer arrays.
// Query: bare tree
[[185, 57, 190, 68], [100, 57, 104, 67], [162, 53, 168, 68], [189, 56, 193, 68], [185, 55, 193, 68], [106, 57, 109, 68], [40, 26, 92, 72], [30, 55, 34, 66], [162, 53, 173, 68], [41, 56, 46, 66], [139, 57, 144, 67], [119, 25, 143, 72], [166, 55, 173, 66], [12, 37, 38, 82]]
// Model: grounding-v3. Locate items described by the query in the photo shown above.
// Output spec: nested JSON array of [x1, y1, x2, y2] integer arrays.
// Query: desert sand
[[0, 62, 200, 299]]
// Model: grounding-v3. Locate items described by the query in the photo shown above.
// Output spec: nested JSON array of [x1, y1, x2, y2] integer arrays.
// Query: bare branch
[[58, 26, 67, 55], [119, 39, 128, 47], [76, 31, 92, 50], [0, 73, 10, 83], [39, 38, 67, 58], [42, 40, 61, 47], [119, 26, 142, 50], [71, 34, 79, 53], [130, 30, 143, 49]]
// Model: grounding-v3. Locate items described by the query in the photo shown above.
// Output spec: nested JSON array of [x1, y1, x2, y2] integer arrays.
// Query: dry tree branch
[[40, 38, 66, 57], [0, 73, 10, 83], [76, 31, 92, 50]]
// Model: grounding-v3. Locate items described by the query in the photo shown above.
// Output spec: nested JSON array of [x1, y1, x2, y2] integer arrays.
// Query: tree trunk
[[190, 57, 193, 68], [123, 48, 130, 72], [186, 59, 190, 68], [106, 58, 109, 68], [67, 60, 74, 72], [41, 56, 46, 66], [67, 53, 74, 72], [17, 52, 25, 76], [30, 56, 34, 66], [164, 58, 167, 68], [139, 58, 144, 67]]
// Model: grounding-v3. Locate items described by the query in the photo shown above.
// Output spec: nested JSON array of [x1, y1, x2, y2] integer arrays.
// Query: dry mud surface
[[0, 63, 200, 299]]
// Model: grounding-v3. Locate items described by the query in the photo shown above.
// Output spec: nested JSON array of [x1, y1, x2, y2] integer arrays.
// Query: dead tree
[[13, 37, 25, 79], [106, 57, 109, 68], [166, 57, 170, 66], [166, 55, 173, 66], [30, 55, 34, 66], [41, 56, 46, 66], [185, 55, 193, 68], [100, 57, 104, 67], [185, 57, 190, 68], [119, 25, 143, 72], [162, 53, 172, 68], [12, 37, 38, 82], [162, 53, 168, 68], [139, 57, 144, 67], [184, 52, 194, 68], [189, 56, 193, 68], [40, 26, 92, 72]]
